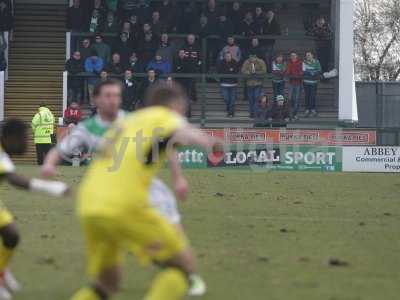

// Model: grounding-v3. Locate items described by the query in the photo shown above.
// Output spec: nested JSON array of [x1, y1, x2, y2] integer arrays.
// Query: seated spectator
[[63, 102, 82, 125], [285, 52, 303, 120], [246, 37, 264, 60], [121, 21, 135, 46], [122, 69, 138, 111], [270, 95, 290, 125], [118, 0, 141, 18], [150, 11, 166, 37], [217, 52, 240, 118], [216, 13, 234, 41], [84, 50, 104, 104], [65, 51, 84, 104], [79, 38, 92, 62], [0, 0, 13, 31], [147, 52, 171, 76], [272, 53, 287, 101], [103, 11, 119, 34], [157, 33, 175, 65], [229, 1, 244, 34], [128, 14, 141, 41], [254, 6, 265, 33], [127, 51, 144, 73], [106, 53, 124, 75], [242, 54, 267, 118], [66, 0, 84, 32], [177, 1, 198, 34], [263, 10, 281, 70], [92, 34, 111, 64], [139, 68, 158, 104], [100, 70, 109, 82], [219, 36, 242, 63], [182, 34, 202, 72], [112, 33, 133, 68], [308, 16, 333, 72], [303, 51, 321, 117], [105, 0, 118, 13], [254, 95, 272, 127]]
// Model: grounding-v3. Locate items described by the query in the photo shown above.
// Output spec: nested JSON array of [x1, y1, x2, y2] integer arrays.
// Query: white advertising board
[[343, 147, 400, 172]]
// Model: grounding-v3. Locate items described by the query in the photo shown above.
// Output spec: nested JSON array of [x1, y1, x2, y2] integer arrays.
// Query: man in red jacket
[[285, 52, 303, 120], [63, 102, 82, 125]]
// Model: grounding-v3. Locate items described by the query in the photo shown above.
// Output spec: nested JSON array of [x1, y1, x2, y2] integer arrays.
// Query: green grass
[[3, 166, 400, 300]]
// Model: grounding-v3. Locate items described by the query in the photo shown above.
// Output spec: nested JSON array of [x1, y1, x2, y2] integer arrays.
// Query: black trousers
[[35, 143, 52, 165]]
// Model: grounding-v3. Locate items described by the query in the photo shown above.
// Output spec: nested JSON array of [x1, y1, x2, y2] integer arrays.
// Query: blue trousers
[[221, 86, 237, 114], [304, 83, 318, 110], [288, 84, 302, 116], [247, 85, 263, 115], [272, 81, 285, 101]]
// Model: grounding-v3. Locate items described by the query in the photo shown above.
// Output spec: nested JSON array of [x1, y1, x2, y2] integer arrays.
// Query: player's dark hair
[[144, 82, 187, 108], [92, 79, 122, 97], [1, 119, 28, 155]]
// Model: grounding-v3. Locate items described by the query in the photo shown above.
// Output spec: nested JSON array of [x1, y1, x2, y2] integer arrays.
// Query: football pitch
[[3, 166, 400, 300]]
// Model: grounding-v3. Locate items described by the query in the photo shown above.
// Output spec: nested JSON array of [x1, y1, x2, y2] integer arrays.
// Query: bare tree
[[354, 0, 400, 81]]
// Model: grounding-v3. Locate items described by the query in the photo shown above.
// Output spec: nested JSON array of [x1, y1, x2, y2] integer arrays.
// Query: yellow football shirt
[[78, 106, 186, 219]]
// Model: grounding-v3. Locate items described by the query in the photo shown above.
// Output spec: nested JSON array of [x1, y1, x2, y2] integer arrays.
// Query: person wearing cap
[[32, 104, 55, 165], [91, 34, 111, 64], [241, 54, 267, 118]]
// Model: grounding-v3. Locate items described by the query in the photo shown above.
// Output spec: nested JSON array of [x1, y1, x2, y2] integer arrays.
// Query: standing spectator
[[127, 51, 145, 73], [271, 53, 286, 101], [219, 36, 242, 63], [138, 31, 158, 66], [263, 10, 281, 70], [84, 50, 104, 104], [0, 0, 13, 31], [66, 0, 84, 32], [246, 37, 264, 60], [309, 17, 333, 72], [216, 13, 234, 41], [156, 0, 177, 32], [0, 33, 7, 71], [146, 52, 171, 76], [182, 34, 202, 72], [102, 11, 119, 34], [192, 15, 211, 40], [86, 0, 106, 32], [92, 34, 111, 64], [118, 0, 140, 18], [177, 1, 197, 34], [122, 69, 137, 111], [157, 33, 175, 65], [79, 38, 92, 62], [229, 1, 243, 34], [63, 102, 82, 125], [242, 54, 267, 118], [240, 11, 257, 37], [174, 49, 195, 115], [121, 21, 135, 47], [254, 6, 265, 33], [150, 11, 165, 37], [128, 14, 141, 41], [204, 0, 219, 29], [285, 52, 303, 120], [112, 33, 133, 68], [106, 53, 124, 75], [303, 51, 321, 117], [217, 52, 240, 117], [65, 51, 84, 104], [139, 68, 158, 103], [31, 104, 55, 165]]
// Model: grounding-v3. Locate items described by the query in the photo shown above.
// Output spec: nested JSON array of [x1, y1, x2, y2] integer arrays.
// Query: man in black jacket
[[122, 69, 138, 111], [182, 34, 202, 73], [174, 49, 196, 116], [217, 52, 240, 117], [65, 51, 84, 104]]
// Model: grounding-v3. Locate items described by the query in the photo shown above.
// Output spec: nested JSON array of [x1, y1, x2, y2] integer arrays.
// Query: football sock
[[71, 287, 106, 300], [0, 246, 14, 273], [144, 268, 189, 300]]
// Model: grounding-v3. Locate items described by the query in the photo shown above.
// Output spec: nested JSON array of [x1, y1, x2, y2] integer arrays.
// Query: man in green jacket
[[31, 104, 55, 165]]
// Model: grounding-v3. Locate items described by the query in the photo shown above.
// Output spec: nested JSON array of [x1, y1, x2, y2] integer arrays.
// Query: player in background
[[70, 82, 221, 300], [0, 119, 69, 300], [41, 79, 206, 296]]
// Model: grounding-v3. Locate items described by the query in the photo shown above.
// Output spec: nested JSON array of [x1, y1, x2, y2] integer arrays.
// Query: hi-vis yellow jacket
[[31, 107, 54, 144]]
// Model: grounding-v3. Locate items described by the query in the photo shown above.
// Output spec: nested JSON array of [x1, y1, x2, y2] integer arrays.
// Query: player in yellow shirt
[[0, 119, 69, 300], [71, 80, 221, 300]]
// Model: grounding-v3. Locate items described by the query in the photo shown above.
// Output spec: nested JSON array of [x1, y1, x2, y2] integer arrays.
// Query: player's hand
[[41, 164, 57, 178], [174, 176, 189, 201]]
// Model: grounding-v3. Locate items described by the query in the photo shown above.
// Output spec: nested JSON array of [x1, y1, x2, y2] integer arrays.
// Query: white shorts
[[149, 178, 181, 225]]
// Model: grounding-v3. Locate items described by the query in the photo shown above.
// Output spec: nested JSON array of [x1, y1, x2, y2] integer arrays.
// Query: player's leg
[[71, 217, 124, 300]]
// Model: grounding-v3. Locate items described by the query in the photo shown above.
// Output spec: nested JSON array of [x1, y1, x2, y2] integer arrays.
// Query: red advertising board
[[57, 127, 376, 146]]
